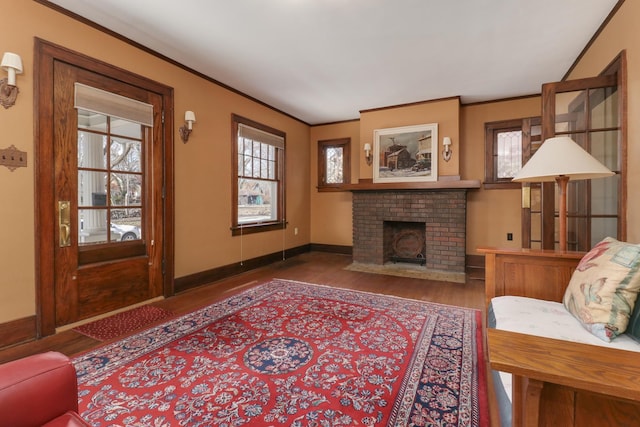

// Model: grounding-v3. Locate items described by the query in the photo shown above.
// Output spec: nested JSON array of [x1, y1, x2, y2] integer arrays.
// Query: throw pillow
[[626, 293, 640, 343], [563, 237, 640, 342]]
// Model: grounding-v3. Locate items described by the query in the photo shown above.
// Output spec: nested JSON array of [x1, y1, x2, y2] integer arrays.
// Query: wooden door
[[35, 40, 175, 336], [527, 53, 625, 250]]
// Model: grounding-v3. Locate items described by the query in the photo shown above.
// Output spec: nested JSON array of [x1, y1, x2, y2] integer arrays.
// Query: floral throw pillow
[[563, 237, 640, 342], [626, 295, 640, 343]]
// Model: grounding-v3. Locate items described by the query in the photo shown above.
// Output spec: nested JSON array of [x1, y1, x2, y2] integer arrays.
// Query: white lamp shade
[[184, 111, 196, 123], [1, 52, 23, 86], [1, 52, 23, 74], [512, 136, 614, 182]]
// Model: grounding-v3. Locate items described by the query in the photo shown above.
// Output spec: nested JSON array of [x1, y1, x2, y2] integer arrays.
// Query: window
[[317, 138, 350, 191], [484, 117, 540, 189], [231, 114, 285, 235]]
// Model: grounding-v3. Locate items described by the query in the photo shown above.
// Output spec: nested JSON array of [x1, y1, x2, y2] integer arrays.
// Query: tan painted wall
[[0, 2, 310, 323], [309, 121, 359, 246], [564, 0, 640, 243], [461, 97, 541, 253], [359, 99, 461, 179]]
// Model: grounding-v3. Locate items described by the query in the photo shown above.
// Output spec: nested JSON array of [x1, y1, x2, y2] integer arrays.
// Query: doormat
[[73, 305, 174, 341]]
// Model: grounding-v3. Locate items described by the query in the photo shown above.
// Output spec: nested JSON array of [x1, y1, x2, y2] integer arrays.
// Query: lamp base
[[442, 149, 452, 162], [179, 125, 192, 143], [0, 78, 18, 109], [556, 175, 570, 252]]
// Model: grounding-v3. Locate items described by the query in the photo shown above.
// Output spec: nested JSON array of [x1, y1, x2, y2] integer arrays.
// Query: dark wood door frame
[[34, 38, 175, 337]]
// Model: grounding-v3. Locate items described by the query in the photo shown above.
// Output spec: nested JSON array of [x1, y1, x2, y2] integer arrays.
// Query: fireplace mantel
[[345, 178, 481, 192]]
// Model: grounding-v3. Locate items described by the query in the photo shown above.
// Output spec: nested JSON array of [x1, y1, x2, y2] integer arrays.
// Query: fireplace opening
[[383, 221, 426, 265]]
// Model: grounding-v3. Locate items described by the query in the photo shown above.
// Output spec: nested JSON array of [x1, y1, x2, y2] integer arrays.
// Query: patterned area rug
[[73, 305, 174, 341], [73, 279, 488, 426]]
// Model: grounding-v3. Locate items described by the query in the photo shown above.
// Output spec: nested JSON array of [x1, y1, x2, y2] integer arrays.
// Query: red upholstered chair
[[0, 351, 90, 427]]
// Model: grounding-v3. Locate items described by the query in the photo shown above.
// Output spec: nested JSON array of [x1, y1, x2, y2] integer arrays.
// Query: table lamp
[[512, 136, 614, 251]]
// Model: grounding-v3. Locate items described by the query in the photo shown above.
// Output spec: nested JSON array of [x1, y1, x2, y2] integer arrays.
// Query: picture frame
[[373, 123, 438, 183]]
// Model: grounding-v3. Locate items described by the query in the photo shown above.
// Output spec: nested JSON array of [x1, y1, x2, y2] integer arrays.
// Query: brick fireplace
[[351, 189, 468, 281]]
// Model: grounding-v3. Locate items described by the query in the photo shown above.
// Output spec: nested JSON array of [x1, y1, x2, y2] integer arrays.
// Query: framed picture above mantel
[[373, 123, 438, 183]]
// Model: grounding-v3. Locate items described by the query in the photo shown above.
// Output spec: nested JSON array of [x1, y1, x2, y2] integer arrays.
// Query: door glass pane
[[78, 170, 106, 207], [590, 86, 618, 129], [530, 184, 542, 245], [78, 208, 108, 245], [567, 216, 587, 252], [590, 130, 619, 171], [567, 180, 588, 216], [555, 90, 587, 133], [111, 118, 142, 139], [111, 208, 142, 241], [111, 173, 142, 206], [591, 174, 619, 216], [531, 212, 541, 242], [591, 218, 618, 247], [77, 110, 144, 247], [77, 109, 107, 132], [78, 132, 107, 169], [111, 137, 142, 172], [530, 185, 541, 212]]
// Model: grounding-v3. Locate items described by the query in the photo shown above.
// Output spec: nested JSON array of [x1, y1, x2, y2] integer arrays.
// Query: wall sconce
[[442, 136, 452, 162], [364, 143, 372, 166], [0, 52, 23, 109], [179, 110, 196, 143]]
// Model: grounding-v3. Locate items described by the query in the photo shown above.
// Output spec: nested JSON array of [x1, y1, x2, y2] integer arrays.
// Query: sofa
[[0, 351, 90, 427], [489, 295, 640, 426], [480, 239, 640, 427]]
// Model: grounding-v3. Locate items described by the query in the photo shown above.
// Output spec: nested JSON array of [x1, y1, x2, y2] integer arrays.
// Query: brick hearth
[[352, 190, 467, 274]]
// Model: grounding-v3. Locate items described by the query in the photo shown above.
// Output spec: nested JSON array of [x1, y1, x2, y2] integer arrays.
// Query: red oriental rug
[[73, 305, 174, 341], [73, 279, 488, 426]]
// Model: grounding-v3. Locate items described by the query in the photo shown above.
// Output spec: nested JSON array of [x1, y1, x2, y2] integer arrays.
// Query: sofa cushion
[[491, 296, 640, 351], [563, 237, 640, 342]]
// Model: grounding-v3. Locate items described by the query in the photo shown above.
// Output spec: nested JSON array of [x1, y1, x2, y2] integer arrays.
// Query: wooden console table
[[479, 247, 640, 426]]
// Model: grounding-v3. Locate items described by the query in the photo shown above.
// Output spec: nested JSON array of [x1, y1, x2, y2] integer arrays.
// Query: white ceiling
[[48, 0, 618, 125]]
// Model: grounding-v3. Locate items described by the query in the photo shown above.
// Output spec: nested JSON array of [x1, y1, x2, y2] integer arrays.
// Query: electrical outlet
[[507, 232, 513, 241], [0, 145, 27, 171], [294, 227, 299, 235]]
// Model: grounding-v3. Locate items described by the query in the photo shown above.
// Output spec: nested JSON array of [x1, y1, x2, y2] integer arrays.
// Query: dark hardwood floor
[[0, 251, 496, 424], [0, 251, 486, 363]]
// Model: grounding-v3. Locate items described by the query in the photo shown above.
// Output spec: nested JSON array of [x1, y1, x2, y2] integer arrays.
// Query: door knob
[[58, 201, 71, 247]]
